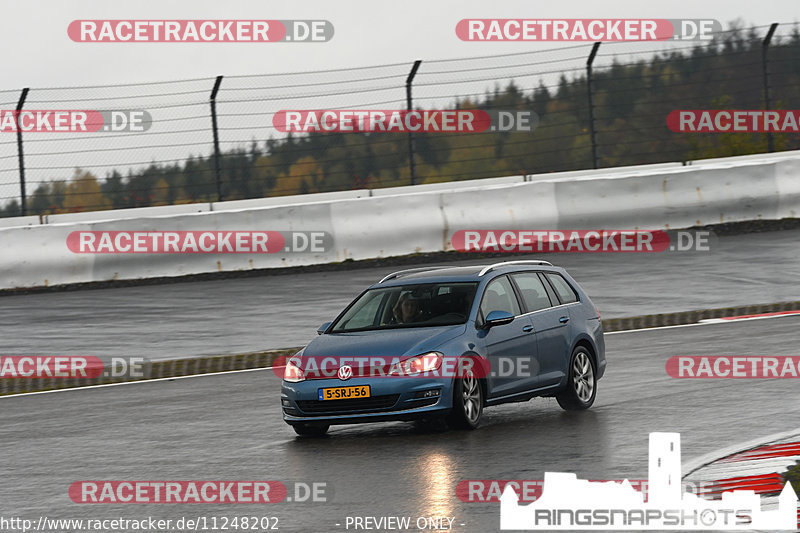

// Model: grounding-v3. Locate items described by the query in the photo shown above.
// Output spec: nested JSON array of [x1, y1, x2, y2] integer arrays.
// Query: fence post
[[406, 60, 422, 186], [586, 43, 601, 169], [15, 88, 29, 216], [762, 23, 778, 153], [210, 75, 224, 202]]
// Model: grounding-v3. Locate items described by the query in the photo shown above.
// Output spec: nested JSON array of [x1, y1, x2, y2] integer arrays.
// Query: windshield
[[330, 282, 478, 333]]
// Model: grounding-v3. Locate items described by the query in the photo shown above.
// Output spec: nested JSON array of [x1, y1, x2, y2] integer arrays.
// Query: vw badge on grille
[[337, 365, 353, 381]]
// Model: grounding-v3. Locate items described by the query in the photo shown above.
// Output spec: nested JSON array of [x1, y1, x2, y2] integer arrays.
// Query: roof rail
[[478, 260, 553, 276], [378, 266, 449, 284]]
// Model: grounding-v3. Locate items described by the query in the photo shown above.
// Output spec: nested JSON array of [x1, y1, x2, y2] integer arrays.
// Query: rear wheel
[[447, 366, 483, 429], [556, 346, 596, 410], [292, 424, 329, 437]]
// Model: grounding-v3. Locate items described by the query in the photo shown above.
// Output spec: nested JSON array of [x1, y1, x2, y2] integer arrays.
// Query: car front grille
[[296, 394, 400, 415]]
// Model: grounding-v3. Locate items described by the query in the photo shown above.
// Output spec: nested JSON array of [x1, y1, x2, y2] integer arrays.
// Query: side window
[[511, 273, 554, 312], [545, 273, 579, 304], [480, 276, 521, 318]]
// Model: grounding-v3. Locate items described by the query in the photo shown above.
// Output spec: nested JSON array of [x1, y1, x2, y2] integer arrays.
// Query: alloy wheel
[[462, 369, 481, 424], [572, 351, 595, 403]]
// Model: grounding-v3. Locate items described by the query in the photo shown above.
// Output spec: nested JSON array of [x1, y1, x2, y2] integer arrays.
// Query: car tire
[[292, 424, 330, 437], [556, 346, 597, 410], [446, 365, 483, 429]]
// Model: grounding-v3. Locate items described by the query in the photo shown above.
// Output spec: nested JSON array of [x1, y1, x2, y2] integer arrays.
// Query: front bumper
[[281, 377, 452, 426]]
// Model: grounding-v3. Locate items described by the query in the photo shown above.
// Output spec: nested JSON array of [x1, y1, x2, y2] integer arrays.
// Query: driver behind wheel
[[393, 293, 424, 323]]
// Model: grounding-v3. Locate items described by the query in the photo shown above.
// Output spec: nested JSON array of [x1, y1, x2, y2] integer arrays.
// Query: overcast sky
[[1, 0, 797, 90], [0, 0, 797, 199]]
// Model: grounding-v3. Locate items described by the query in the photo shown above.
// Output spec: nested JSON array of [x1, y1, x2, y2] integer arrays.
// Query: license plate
[[318, 385, 371, 401]]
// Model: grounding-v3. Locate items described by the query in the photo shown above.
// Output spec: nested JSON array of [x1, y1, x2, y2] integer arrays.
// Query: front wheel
[[292, 424, 329, 437], [556, 347, 597, 410], [447, 366, 483, 429]]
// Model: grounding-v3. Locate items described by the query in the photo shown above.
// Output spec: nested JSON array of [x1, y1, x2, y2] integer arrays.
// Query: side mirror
[[317, 322, 332, 335], [484, 310, 514, 329]]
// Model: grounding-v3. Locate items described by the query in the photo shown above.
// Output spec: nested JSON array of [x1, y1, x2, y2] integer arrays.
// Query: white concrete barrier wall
[[0, 223, 95, 288], [330, 192, 448, 260], [553, 162, 782, 229], [1, 152, 800, 289], [439, 181, 559, 239], [0, 215, 40, 229]]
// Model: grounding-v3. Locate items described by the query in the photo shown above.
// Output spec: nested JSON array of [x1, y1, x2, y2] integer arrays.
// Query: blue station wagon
[[281, 260, 606, 436]]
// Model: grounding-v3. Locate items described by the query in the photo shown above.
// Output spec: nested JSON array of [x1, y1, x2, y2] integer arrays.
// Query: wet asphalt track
[[0, 229, 799, 362], [2, 316, 800, 532]]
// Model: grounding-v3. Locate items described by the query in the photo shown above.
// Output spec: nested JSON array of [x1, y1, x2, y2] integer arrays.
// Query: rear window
[[545, 273, 579, 304]]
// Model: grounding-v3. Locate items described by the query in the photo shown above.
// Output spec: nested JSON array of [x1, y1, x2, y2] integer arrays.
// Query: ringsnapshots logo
[[499, 432, 798, 530], [68, 20, 333, 42], [452, 230, 715, 253], [273, 109, 539, 133], [456, 19, 721, 42], [0, 110, 151, 132]]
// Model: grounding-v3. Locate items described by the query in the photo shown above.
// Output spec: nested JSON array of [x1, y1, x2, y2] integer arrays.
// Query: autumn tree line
[[2, 24, 799, 217]]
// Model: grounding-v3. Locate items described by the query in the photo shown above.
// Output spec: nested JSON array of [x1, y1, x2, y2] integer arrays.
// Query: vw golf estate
[[281, 260, 606, 436]]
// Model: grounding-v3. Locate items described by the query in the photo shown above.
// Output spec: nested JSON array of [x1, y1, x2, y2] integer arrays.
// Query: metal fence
[[1, 22, 797, 217]]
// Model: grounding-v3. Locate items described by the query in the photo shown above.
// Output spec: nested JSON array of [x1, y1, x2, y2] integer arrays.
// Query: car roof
[[372, 261, 562, 287]]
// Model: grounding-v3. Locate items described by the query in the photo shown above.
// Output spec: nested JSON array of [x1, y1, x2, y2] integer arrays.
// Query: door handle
[[559, 316, 570, 324], [522, 325, 533, 332]]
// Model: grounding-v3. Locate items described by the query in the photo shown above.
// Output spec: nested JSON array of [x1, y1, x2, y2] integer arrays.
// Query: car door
[[536, 272, 579, 387], [509, 272, 570, 388], [476, 275, 537, 399]]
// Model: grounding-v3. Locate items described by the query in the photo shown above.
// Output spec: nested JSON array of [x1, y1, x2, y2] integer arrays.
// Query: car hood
[[303, 324, 467, 358]]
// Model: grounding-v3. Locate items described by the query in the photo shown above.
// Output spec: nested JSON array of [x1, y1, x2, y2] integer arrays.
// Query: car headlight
[[389, 352, 443, 377], [283, 355, 305, 383]]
